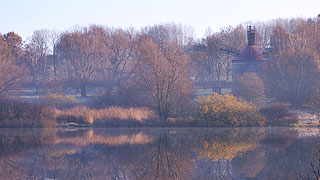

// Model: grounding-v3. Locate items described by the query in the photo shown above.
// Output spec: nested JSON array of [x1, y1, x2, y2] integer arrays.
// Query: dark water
[[0, 127, 319, 180]]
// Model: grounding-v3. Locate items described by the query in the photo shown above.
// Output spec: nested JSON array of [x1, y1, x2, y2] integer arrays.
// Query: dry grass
[[0, 98, 57, 128], [54, 106, 155, 126], [94, 106, 155, 121]]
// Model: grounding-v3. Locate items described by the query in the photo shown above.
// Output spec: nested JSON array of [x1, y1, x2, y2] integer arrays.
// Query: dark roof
[[233, 45, 265, 61]]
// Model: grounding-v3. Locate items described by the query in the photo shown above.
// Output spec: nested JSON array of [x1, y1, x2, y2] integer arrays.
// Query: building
[[194, 26, 266, 96], [232, 26, 266, 84]]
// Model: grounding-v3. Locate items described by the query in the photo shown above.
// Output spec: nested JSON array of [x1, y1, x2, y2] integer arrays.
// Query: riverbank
[[0, 93, 317, 128]]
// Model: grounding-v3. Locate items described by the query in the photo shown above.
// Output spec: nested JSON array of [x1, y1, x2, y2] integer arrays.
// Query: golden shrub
[[199, 93, 264, 126]]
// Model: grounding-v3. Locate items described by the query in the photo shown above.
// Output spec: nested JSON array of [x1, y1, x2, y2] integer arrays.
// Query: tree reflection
[[0, 129, 56, 180], [0, 128, 318, 180], [191, 159, 233, 180], [198, 128, 264, 161], [233, 148, 266, 179], [192, 128, 264, 179], [300, 136, 320, 180], [132, 136, 192, 180]]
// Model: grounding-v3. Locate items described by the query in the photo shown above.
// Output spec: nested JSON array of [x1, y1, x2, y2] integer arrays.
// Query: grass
[[0, 98, 57, 128], [0, 97, 156, 128], [54, 106, 156, 127]]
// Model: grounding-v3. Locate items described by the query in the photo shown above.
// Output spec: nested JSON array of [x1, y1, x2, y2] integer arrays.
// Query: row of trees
[[0, 24, 192, 120], [1, 16, 320, 119], [264, 18, 320, 106]]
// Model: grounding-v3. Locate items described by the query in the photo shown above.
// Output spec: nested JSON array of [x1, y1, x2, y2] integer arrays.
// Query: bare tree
[[25, 30, 51, 94], [191, 26, 246, 84], [142, 23, 194, 47], [2, 32, 24, 65], [104, 28, 137, 90], [135, 34, 191, 120], [48, 30, 60, 82], [0, 33, 26, 94], [57, 27, 107, 97], [220, 25, 246, 80], [265, 19, 320, 106]]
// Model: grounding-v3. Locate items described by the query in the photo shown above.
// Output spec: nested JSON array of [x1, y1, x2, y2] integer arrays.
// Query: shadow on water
[[0, 127, 318, 180]]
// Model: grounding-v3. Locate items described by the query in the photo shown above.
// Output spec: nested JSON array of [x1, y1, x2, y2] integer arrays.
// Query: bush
[[233, 72, 265, 102], [199, 93, 265, 126], [0, 98, 56, 128], [259, 102, 298, 126]]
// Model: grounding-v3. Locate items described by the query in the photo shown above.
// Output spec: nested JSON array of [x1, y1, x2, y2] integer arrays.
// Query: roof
[[233, 45, 265, 61]]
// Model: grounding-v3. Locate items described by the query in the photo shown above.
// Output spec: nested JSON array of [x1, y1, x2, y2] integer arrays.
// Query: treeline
[[1, 16, 320, 122]]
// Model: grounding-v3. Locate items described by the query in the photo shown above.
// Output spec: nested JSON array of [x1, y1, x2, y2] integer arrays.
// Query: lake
[[0, 127, 319, 180]]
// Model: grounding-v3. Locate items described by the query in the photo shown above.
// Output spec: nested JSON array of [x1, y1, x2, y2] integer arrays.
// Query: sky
[[1, 0, 320, 41]]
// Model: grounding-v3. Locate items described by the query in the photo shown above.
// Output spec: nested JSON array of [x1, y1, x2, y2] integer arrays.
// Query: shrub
[[259, 102, 298, 126], [233, 72, 265, 102], [199, 93, 265, 126], [0, 98, 56, 128]]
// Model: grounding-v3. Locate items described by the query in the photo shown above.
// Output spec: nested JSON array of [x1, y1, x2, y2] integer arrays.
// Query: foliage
[[259, 102, 298, 126], [198, 93, 265, 126], [0, 98, 56, 128], [233, 72, 265, 102]]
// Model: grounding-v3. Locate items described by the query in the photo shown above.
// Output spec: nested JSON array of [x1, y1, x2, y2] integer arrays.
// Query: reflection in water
[[0, 127, 318, 179], [55, 129, 154, 146], [198, 128, 264, 161]]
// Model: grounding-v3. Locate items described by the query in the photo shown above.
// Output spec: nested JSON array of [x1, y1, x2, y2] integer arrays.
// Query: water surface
[[0, 127, 318, 180]]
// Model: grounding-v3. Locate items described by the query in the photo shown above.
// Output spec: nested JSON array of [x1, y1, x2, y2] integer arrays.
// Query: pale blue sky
[[1, 0, 319, 41]]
